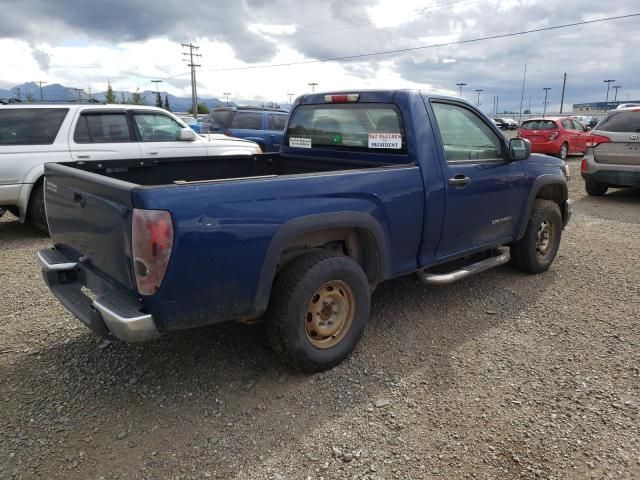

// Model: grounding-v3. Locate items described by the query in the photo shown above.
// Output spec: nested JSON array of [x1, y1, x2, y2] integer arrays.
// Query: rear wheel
[[265, 250, 370, 372], [511, 199, 562, 274], [585, 180, 608, 196], [27, 182, 49, 233], [557, 142, 568, 160]]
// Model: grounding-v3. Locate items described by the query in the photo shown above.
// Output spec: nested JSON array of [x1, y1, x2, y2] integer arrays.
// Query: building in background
[[572, 101, 640, 113]]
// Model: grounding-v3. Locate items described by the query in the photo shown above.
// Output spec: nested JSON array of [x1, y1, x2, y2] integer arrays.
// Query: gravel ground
[[1, 159, 639, 480]]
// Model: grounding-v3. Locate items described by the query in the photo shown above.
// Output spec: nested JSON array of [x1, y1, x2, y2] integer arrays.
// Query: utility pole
[[613, 85, 621, 105], [603, 79, 615, 113], [308, 82, 318, 93], [37, 80, 47, 101], [559, 73, 567, 114], [151, 80, 162, 94], [475, 89, 483, 108], [518, 63, 527, 122], [223, 92, 231, 107], [456, 82, 467, 97], [542, 87, 551, 118], [182, 42, 202, 116], [496, 96, 499, 115], [287, 92, 294, 105]]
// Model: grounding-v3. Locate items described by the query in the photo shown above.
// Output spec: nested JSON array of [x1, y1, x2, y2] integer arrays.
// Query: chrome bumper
[[37, 248, 159, 342]]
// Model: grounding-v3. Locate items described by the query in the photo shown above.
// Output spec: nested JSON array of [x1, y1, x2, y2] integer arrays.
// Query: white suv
[[0, 103, 261, 229]]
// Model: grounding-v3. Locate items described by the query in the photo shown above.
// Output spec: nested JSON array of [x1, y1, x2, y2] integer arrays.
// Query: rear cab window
[[521, 120, 558, 130], [286, 104, 405, 153], [596, 111, 640, 132], [0, 108, 68, 145]]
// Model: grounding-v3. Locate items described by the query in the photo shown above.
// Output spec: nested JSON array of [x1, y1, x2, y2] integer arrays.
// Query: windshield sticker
[[289, 137, 312, 148], [368, 133, 402, 149]]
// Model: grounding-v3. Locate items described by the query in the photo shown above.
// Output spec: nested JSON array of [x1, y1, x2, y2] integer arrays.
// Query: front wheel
[[510, 199, 562, 274], [585, 180, 608, 196], [265, 251, 371, 372]]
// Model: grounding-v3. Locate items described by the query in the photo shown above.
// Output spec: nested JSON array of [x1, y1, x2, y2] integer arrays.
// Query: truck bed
[[62, 153, 402, 187]]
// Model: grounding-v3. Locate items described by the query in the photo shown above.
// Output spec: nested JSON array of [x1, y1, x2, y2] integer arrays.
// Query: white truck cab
[[0, 103, 261, 228]]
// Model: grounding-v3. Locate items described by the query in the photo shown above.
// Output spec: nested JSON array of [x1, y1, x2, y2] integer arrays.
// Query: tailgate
[[44, 163, 137, 290]]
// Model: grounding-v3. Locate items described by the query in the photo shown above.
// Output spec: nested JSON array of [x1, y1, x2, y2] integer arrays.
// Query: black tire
[[510, 199, 562, 274], [27, 182, 49, 233], [265, 250, 370, 372], [585, 180, 608, 196], [557, 142, 569, 160]]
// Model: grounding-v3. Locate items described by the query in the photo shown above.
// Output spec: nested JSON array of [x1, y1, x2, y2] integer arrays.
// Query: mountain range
[[0, 82, 229, 111]]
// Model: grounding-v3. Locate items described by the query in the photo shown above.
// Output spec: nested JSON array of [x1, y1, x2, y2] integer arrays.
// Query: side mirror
[[509, 138, 531, 161], [178, 127, 197, 141]]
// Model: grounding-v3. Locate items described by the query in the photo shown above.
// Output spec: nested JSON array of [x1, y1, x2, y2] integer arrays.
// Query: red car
[[517, 117, 589, 160]]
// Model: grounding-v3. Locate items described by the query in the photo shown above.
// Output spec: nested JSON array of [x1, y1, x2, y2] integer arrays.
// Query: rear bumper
[[580, 154, 640, 187], [37, 248, 159, 342]]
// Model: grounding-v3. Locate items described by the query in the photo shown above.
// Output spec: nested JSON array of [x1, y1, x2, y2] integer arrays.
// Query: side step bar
[[418, 249, 510, 285]]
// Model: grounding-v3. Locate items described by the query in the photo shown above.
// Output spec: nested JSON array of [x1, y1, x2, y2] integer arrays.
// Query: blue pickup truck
[[38, 90, 571, 371]]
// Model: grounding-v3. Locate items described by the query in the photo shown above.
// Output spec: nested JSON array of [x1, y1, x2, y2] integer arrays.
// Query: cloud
[[30, 45, 51, 71]]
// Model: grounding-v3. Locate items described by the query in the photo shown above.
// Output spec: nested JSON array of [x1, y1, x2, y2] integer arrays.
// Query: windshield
[[521, 120, 558, 130], [206, 110, 233, 130], [286, 104, 404, 151]]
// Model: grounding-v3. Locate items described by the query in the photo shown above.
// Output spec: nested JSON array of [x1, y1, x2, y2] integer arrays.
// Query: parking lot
[[1, 157, 639, 479]]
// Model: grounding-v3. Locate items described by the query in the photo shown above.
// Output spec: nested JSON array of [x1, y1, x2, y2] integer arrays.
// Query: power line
[[201, 13, 640, 73]]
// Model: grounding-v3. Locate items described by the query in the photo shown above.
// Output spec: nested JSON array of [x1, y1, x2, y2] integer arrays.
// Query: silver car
[[580, 107, 640, 196]]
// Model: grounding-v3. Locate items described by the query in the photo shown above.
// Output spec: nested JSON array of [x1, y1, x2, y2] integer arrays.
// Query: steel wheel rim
[[305, 280, 354, 349], [536, 219, 554, 257]]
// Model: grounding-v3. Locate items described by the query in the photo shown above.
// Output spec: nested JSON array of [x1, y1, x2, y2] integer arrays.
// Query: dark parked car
[[201, 106, 289, 152]]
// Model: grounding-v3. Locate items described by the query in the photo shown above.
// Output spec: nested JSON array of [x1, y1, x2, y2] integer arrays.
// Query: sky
[[0, 0, 638, 112]]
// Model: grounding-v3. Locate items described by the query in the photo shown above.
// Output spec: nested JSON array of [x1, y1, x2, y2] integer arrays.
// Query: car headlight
[[254, 145, 263, 154]]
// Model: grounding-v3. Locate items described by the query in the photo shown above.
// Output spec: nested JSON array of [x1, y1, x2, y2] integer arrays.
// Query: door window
[[431, 102, 503, 162], [74, 113, 132, 143], [571, 120, 585, 131], [561, 119, 574, 130], [268, 113, 287, 131], [230, 112, 262, 130], [133, 113, 183, 142]]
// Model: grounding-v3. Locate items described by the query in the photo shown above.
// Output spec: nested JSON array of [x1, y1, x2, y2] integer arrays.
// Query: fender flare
[[17, 164, 46, 221], [253, 212, 391, 315], [516, 174, 568, 239]]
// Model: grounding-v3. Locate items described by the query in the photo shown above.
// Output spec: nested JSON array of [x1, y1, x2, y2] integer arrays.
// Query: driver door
[[132, 111, 205, 159], [430, 101, 527, 259]]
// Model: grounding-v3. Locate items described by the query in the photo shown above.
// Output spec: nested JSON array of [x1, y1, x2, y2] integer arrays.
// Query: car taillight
[[549, 131, 559, 141], [324, 94, 359, 103], [132, 208, 174, 296], [581, 159, 588, 172], [586, 134, 611, 148]]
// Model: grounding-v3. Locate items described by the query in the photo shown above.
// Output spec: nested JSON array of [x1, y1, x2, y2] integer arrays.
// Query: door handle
[[448, 174, 471, 187], [76, 154, 90, 159], [148, 151, 159, 155]]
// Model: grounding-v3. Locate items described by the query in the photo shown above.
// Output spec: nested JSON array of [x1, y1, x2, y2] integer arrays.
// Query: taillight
[[223, 129, 233, 137], [586, 134, 611, 148], [324, 94, 359, 103], [549, 131, 559, 141], [132, 208, 174, 296], [581, 159, 587, 172]]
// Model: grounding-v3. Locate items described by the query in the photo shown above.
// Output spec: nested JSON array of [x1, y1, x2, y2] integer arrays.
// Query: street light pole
[[475, 89, 483, 108], [308, 82, 318, 93], [603, 79, 615, 113], [151, 79, 162, 94], [613, 85, 621, 105], [287, 92, 294, 105], [542, 87, 551, 118], [223, 92, 231, 107], [456, 82, 467, 97]]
